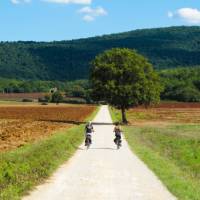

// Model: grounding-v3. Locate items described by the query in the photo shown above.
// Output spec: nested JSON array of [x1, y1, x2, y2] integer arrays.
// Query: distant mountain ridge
[[1, 26, 200, 81]]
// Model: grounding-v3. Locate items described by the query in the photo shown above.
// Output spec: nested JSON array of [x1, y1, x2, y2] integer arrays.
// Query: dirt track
[[23, 106, 176, 200]]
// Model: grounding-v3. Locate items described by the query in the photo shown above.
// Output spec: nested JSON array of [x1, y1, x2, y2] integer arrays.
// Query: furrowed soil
[[0, 105, 95, 152], [128, 102, 200, 126]]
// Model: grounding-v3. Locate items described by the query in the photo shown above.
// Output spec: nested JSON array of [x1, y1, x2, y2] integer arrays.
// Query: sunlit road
[[23, 105, 176, 200]]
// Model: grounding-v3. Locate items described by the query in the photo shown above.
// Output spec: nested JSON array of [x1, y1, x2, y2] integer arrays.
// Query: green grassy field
[[109, 106, 200, 200], [0, 106, 98, 200]]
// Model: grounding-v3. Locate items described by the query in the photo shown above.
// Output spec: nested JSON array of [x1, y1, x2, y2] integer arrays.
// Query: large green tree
[[90, 48, 161, 123]]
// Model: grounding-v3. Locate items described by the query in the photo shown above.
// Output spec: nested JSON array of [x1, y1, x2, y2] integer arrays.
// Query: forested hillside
[[160, 67, 200, 102], [1, 26, 200, 81]]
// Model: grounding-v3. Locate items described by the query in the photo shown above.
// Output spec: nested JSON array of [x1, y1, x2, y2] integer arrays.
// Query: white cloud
[[79, 6, 107, 22], [168, 8, 200, 24], [79, 6, 107, 16], [83, 15, 95, 22], [43, 0, 91, 4], [11, 0, 31, 4], [10, 0, 107, 23]]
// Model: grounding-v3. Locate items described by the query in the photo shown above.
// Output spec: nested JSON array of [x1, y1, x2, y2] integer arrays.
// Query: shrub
[[22, 99, 33, 102]]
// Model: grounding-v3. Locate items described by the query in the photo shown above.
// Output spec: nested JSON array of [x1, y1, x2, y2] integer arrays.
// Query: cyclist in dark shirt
[[85, 121, 94, 145], [113, 122, 122, 146]]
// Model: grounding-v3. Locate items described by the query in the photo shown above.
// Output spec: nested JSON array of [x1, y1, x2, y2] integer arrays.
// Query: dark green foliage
[[160, 67, 200, 102], [44, 94, 51, 102], [62, 98, 87, 104], [1, 26, 200, 80], [64, 80, 89, 98], [70, 86, 85, 98], [91, 48, 161, 123], [0, 78, 89, 94], [51, 91, 63, 104], [0, 79, 62, 93], [22, 99, 33, 102]]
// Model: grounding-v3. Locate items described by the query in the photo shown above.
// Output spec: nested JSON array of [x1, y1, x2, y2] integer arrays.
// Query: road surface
[[23, 105, 176, 200]]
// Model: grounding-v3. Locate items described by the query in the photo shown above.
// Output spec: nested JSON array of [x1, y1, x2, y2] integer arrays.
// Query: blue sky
[[0, 0, 200, 41]]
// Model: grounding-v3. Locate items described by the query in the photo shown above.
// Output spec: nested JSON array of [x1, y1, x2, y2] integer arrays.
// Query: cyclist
[[113, 122, 122, 147], [85, 121, 94, 146]]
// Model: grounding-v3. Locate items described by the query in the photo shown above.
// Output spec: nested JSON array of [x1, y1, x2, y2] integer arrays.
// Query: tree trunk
[[121, 107, 128, 124]]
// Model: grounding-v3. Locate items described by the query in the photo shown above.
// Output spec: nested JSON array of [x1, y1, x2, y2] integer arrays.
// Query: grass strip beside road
[[109, 106, 122, 123], [124, 126, 200, 200], [109, 107, 200, 200], [0, 106, 99, 200]]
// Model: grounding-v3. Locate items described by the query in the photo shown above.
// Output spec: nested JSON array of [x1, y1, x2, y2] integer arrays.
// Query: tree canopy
[[90, 48, 161, 123]]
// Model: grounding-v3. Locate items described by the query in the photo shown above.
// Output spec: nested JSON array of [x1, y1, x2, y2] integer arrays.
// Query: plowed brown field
[[0, 93, 45, 100], [0, 105, 95, 122], [128, 102, 200, 126], [0, 105, 96, 152]]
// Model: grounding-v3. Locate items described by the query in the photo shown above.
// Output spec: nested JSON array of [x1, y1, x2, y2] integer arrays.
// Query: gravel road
[[23, 105, 176, 200]]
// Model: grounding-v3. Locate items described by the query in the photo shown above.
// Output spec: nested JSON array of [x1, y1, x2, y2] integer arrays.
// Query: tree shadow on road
[[40, 119, 86, 125], [76, 146, 118, 150], [88, 147, 117, 150]]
